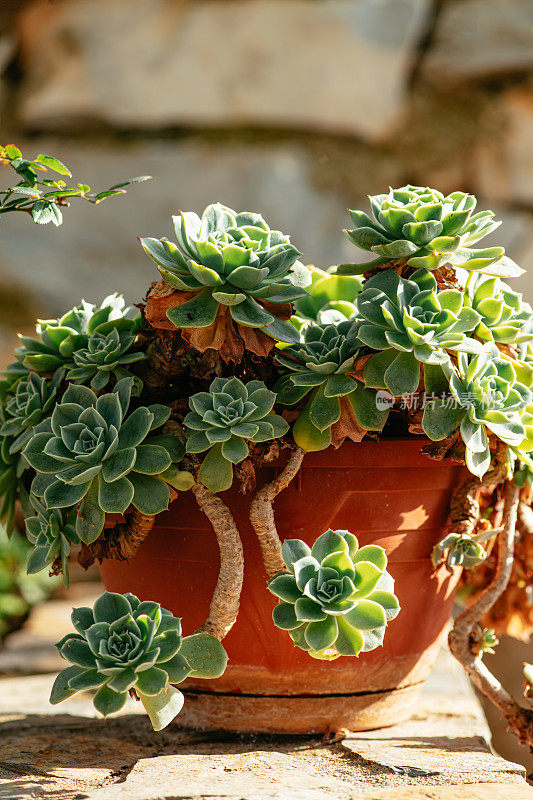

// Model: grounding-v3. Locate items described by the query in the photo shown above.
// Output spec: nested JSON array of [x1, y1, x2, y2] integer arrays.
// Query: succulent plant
[[423, 345, 532, 478], [0, 370, 63, 454], [354, 268, 482, 396], [340, 185, 522, 278], [65, 327, 146, 392], [268, 529, 400, 660], [462, 271, 533, 345], [471, 624, 498, 658], [140, 203, 310, 344], [292, 267, 363, 327], [185, 376, 288, 493], [23, 378, 177, 543], [13, 294, 140, 373], [431, 528, 500, 570], [275, 322, 388, 451], [50, 591, 228, 730], [25, 497, 80, 588], [0, 435, 31, 534]]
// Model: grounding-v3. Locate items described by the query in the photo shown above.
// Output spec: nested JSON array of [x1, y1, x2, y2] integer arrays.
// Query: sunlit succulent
[[0, 370, 63, 454], [423, 344, 532, 477], [292, 267, 363, 327], [50, 591, 227, 730], [23, 378, 176, 543], [462, 271, 533, 345], [140, 203, 310, 344], [275, 322, 388, 451], [13, 294, 140, 373], [471, 624, 498, 658], [340, 185, 522, 278], [431, 528, 500, 570], [25, 498, 79, 588], [354, 269, 481, 396], [268, 529, 400, 660], [65, 328, 145, 392], [185, 376, 288, 492]]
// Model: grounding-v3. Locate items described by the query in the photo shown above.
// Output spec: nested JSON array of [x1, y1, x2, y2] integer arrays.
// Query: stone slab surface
[[422, 0, 533, 83], [16, 0, 428, 141], [0, 585, 530, 800]]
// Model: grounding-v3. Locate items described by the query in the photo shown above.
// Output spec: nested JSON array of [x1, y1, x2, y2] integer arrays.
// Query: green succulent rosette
[[339, 185, 522, 278], [462, 271, 533, 345], [354, 269, 482, 396], [268, 529, 400, 660], [472, 624, 498, 657], [65, 327, 146, 392], [0, 370, 63, 454], [431, 529, 499, 570], [422, 344, 532, 478], [140, 203, 310, 344], [292, 266, 363, 327], [185, 376, 289, 493], [12, 294, 140, 373], [23, 378, 180, 543], [50, 591, 227, 731], [275, 322, 389, 451], [26, 497, 80, 588]]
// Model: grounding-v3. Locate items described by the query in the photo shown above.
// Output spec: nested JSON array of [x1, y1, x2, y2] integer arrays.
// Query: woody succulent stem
[[448, 481, 533, 746], [192, 482, 244, 641], [250, 446, 305, 577], [81, 510, 155, 564], [448, 459, 507, 538]]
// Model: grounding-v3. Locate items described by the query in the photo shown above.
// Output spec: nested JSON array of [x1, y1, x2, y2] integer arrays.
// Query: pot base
[[175, 684, 422, 734]]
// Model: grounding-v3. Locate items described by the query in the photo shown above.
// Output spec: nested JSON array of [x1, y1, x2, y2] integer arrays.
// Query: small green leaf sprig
[[339, 185, 522, 278], [471, 624, 498, 658], [23, 377, 182, 543], [51, 591, 227, 730], [185, 376, 288, 492], [0, 144, 150, 226], [140, 203, 309, 344], [268, 529, 400, 660], [275, 322, 388, 451]]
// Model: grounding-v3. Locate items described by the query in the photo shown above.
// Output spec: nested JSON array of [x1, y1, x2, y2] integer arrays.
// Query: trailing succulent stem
[[250, 446, 305, 577], [448, 482, 533, 746], [191, 482, 244, 640]]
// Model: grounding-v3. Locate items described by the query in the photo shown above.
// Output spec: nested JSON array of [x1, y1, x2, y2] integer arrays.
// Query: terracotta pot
[[100, 437, 464, 734]]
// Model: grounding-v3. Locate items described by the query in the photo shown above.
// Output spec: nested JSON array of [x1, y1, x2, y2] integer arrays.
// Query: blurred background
[[0, 0, 532, 773]]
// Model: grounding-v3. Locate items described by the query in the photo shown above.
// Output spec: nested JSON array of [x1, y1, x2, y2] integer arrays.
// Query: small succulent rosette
[[268, 529, 400, 660], [431, 528, 501, 571], [51, 591, 227, 730], [340, 185, 522, 278], [140, 202, 309, 343]]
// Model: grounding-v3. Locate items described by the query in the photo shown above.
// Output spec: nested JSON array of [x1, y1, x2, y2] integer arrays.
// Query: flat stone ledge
[[0, 646, 529, 799]]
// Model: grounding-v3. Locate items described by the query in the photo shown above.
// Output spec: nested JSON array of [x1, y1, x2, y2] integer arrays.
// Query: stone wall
[[0, 0, 532, 328]]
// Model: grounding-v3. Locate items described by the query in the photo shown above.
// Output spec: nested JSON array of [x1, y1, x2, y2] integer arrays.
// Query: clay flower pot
[[100, 437, 465, 734]]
